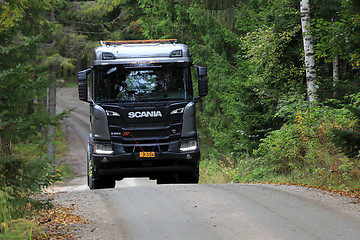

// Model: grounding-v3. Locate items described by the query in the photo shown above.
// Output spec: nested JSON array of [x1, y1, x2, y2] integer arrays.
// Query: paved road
[[56, 88, 360, 240]]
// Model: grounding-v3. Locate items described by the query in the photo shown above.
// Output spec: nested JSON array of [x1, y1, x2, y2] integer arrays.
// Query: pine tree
[[0, 1, 66, 222]]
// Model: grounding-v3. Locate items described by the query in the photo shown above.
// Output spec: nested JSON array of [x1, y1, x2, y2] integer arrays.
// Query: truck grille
[[109, 123, 182, 153]]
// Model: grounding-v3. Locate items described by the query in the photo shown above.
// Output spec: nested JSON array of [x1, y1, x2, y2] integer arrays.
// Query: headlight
[[94, 143, 113, 154], [106, 110, 120, 116], [180, 139, 198, 152], [170, 107, 184, 114]]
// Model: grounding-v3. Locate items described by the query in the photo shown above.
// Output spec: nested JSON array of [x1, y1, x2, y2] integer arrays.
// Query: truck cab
[[78, 39, 208, 189]]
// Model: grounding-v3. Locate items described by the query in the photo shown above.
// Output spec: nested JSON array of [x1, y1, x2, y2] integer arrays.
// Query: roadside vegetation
[[0, 125, 70, 239], [199, 103, 360, 197], [1, 0, 360, 238]]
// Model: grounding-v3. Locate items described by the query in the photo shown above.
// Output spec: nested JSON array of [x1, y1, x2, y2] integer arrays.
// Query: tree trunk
[[47, 6, 56, 163], [47, 74, 56, 161], [333, 55, 339, 97], [41, 94, 48, 140], [300, 0, 317, 103]]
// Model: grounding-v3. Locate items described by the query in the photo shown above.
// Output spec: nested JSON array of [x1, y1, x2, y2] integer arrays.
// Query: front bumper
[[91, 150, 200, 178]]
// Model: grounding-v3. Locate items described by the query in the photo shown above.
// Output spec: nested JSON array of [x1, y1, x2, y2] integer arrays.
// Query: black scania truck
[[78, 39, 208, 189]]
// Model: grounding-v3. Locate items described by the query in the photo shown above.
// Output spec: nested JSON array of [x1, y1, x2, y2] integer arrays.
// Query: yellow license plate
[[140, 152, 155, 158]]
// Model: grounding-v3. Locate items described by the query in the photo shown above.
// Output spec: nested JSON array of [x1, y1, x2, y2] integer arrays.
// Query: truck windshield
[[94, 64, 192, 103]]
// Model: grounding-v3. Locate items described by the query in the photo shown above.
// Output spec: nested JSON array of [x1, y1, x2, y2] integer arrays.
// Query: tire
[[157, 166, 199, 184], [178, 173, 199, 184], [178, 166, 199, 184], [88, 154, 115, 189]]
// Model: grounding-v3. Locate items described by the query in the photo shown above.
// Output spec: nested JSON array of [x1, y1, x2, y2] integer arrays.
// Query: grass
[[198, 121, 237, 184], [198, 146, 360, 198], [55, 125, 68, 161], [11, 125, 74, 181], [55, 125, 76, 180], [197, 121, 360, 199], [56, 163, 75, 180]]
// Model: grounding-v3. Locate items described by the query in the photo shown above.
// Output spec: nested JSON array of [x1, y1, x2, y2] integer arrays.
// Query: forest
[[1, 0, 360, 237]]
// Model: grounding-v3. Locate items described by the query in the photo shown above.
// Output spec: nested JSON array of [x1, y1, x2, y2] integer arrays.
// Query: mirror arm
[[194, 96, 201, 103]]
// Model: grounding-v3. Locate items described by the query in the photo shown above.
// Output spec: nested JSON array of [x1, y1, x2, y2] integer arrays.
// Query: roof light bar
[[101, 39, 177, 46]]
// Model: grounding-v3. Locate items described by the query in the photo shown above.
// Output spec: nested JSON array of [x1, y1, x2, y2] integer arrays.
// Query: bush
[[253, 104, 360, 190], [332, 107, 360, 158], [0, 155, 61, 238]]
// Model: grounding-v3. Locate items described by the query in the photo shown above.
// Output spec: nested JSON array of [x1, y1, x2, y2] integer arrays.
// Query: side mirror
[[78, 69, 89, 81], [197, 66, 207, 78], [78, 69, 90, 102], [194, 66, 208, 98], [198, 77, 208, 97]]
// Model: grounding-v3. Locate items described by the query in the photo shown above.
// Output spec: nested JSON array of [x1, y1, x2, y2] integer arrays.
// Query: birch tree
[[300, 0, 317, 102]]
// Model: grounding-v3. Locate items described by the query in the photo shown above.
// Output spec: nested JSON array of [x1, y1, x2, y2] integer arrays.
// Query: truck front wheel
[[88, 156, 115, 189], [179, 165, 199, 184], [89, 176, 115, 189]]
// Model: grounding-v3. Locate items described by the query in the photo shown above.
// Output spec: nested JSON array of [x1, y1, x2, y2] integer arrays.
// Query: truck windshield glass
[[94, 65, 192, 103]]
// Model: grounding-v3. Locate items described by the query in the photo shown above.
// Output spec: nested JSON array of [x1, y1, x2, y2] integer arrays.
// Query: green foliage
[[313, 18, 347, 60], [60, 0, 143, 40], [0, 157, 60, 238], [312, 11, 360, 73], [0, 218, 41, 240], [253, 104, 360, 190], [0, 1, 70, 237], [57, 164, 75, 180], [332, 128, 360, 158], [78, 0, 130, 20], [332, 107, 360, 158], [0, 128, 68, 237], [0, 0, 58, 32], [241, 25, 302, 87], [0, 64, 68, 145], [0, 156, 61, 199]]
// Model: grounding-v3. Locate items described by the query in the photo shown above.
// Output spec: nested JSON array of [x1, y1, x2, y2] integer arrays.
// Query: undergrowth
[[199, 104, 360, 197], [0, 126, 70, 239]]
